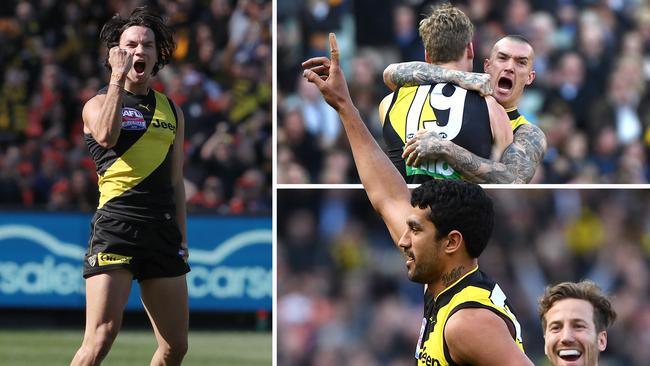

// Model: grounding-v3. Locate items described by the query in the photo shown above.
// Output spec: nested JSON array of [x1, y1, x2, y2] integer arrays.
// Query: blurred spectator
[[392, 4, 424, 62], [527, 11, 555, 88], [504, 0, 532, 35], [0, 0, 271, 214], [228, 167, 269, 214], [186, 175, 228, 213], [293, 76, 341, 149], [278, 189, 650, 365], [278, 107, 322, 182], [278, 0, 650, 183]]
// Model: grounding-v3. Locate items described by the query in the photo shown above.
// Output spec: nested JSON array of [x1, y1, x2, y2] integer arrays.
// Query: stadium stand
[[0, 0, 271, 213]]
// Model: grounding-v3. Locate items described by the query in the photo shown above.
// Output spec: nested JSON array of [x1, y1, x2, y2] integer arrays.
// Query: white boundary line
[[277, 183, 650, 190], [271, 0, 278, 364]]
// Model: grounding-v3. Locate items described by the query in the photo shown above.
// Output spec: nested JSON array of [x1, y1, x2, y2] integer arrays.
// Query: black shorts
[[83, 212, 190, 281]]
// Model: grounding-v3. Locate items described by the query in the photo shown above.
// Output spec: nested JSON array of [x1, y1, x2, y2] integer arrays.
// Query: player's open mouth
[[134, 60, 146, 74], [557, 349, 581, 362], [497, 76, 513, 92]]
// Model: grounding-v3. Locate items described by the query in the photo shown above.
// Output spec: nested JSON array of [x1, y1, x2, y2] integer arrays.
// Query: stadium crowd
[[278, 189, 650, 365], [278, 0, 650, 183], [0, 0, 271, 214]]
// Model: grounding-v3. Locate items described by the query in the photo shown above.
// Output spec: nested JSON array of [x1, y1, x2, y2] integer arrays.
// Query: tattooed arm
[[403, 123, 547, 184], [383, 61, 493, 96]]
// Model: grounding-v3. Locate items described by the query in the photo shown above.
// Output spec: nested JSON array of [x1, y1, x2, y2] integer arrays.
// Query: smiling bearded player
[[72, 6, 189, 366], [539, 281, 616, 366]]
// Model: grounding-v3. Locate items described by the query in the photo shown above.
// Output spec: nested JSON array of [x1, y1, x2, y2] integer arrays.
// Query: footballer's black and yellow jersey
[[383, 84, 492, 182], [415, 267, 524, 366], [85, 87, 178, 222], [507, 108, 530, 134]]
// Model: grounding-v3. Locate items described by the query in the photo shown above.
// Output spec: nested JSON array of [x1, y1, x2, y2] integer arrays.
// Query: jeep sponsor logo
[[152, 119, 176, 132], [121, 107, 146, 130], [97, 252, 132, 266], [417, 346, 442, 366]]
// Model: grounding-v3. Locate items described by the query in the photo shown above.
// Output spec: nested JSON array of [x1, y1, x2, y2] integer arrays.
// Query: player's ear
[[483, 57, 490, 73], [443, 230, 462, 254], [526, 70, 536, 85], [467, 42, 474, 60], [597, 331, 607, 352], [424, 51, 431, 64]]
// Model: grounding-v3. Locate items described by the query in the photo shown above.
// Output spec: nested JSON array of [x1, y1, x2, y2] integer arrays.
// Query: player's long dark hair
[[99, 6, 175, 76], [411, 180, 494, 258]]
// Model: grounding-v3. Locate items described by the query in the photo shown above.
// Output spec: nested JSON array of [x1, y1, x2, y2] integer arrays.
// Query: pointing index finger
[[329, 33, 339, 66]]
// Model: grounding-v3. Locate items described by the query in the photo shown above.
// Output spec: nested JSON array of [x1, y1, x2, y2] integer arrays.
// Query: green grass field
[[0, 329, 271, 365]]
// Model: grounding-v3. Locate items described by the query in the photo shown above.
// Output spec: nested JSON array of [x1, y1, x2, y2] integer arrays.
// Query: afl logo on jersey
[[121, 107, 146, 130]]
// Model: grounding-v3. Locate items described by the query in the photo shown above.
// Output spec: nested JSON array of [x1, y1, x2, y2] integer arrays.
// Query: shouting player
[[71, 7, 189, 366], [384, 35, 547, 183], [378, 3, 513, 182]]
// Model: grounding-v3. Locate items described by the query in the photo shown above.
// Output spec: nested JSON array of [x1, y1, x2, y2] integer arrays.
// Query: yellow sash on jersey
[[416, 268, 524, 365], [98, 91, 176, 208]]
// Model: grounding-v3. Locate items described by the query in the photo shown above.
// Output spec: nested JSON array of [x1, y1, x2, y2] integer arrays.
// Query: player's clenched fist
[[108, 46, 134, 78]]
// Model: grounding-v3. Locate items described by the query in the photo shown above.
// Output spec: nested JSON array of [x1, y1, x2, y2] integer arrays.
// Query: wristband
[[109, 81, 123, 88]]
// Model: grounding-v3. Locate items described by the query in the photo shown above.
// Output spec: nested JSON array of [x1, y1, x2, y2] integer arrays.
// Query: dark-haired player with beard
[[72, 7, 189, 366], [303, 33, 533, 366]]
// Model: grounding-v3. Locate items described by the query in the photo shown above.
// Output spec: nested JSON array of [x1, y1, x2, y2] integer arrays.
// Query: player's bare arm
[[401, 95, 542, 184], [402, 129, 509, 182], [445, 308, 534, 366], [171, 101, 188, 262], [303, 33, 412, 244], [402, 121, 545, 183], [82, 47, 134, 148], [499, 123, 546, 183], [383, 61, 493, 96], [400, 94, 517, 183]]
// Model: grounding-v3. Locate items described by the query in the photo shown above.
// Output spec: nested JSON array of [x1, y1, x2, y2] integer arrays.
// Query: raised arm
[[303, 34, 411, 243], [383, 61, 493, 96], [82, 47, 134, 148], [402, 122, 546, 184]]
